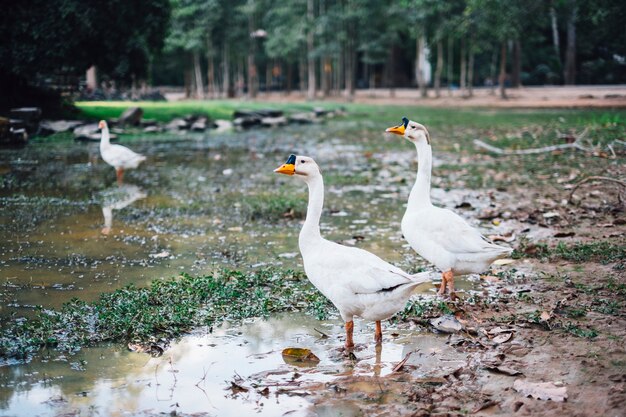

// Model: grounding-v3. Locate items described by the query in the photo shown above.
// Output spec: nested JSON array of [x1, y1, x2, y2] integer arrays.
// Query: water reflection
[[0, 313, 422, 416], [96, 183, 147, 235]]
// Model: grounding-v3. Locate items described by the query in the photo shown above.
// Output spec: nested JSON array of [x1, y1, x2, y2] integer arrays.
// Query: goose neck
[[407, 140, 432, 210], [300, 175, 324, 244]]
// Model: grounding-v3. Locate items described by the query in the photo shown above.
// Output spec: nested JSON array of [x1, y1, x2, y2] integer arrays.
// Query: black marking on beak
[[286, 154, 296, 164], [402, 117, 409, 128]]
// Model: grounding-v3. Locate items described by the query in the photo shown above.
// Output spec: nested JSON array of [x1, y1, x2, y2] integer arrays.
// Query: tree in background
[[0, 0, 170, 113]]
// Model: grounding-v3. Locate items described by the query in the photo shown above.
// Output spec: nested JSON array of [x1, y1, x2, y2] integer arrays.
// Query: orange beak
[[385, 124, 405, 135], [274, 154, 296, 175], [274, 163, 295, 175], [98, 120, 106, 129]]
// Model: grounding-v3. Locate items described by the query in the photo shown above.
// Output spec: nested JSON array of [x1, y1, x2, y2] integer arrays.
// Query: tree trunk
[[306, 0, 316, 100], [467, 46, 474, 97], [564, 0, 577, 85], [387, 47, 395, 98], [511, 39, 521, 87], [299, 55, 307, 95], [499, 41, 507, 99], [286, 62, 292, 95], [550, 5, 562, 73], [368, 64, 375, 97], [447, 36, 453, 96], [415, 34, 427, 98], [323, 57, 331, 97], [266, 62, 272, 94], [184, 67, 192, 98], [489, 47, 497, 95], [237, 57, 245, 97], [434, 39, 443, 98], [247, 10, 258, 98], [459, 38, 466, 95], [193, 50, 204, 98], [223, 43, 232, 98]]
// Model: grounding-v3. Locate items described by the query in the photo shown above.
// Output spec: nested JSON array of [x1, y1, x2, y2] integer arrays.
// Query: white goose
[[99, 120, 146, 184], [274, 154, 434, 348], [386, 118, 512, 297]]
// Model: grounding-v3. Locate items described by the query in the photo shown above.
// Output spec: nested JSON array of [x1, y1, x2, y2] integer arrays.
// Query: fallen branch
[[472, 128, 611, 156], [568, 176, 626, 203]]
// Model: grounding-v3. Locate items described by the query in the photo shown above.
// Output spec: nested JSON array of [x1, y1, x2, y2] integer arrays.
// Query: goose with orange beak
[[274, 154, 435, 348], [386, 118, 512, 297], [98, 120, 146, 185]]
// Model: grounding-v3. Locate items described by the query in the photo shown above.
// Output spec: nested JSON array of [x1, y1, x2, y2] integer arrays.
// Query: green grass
[[516, 241, 626, 264], [0, 268, 334, 360], [75, 100, 341, 122]]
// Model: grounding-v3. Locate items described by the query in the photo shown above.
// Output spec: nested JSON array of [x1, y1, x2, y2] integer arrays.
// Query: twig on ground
[[568, 176, 626, 204], [473, 128, 620, 157]]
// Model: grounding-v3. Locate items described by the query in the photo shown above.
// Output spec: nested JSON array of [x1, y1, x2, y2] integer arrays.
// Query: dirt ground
[[165, 85, 626, 109], [227, 159, 626, 416]]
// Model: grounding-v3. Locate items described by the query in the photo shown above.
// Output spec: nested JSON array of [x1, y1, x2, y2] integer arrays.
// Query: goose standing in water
[[99, 120, 146, 184], [386, 118, 512, 297], [274, 154, 434, 348]]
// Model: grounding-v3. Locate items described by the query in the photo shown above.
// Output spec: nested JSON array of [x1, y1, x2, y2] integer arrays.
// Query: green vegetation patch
[[515, 241, 626, 264], [0, 268, 333, 360]]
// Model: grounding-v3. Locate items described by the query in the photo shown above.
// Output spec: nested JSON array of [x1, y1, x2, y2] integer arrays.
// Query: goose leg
[[438, 270, 455, 297], [345, 320, 355, 349], [374, 320, 383, 345], [116, 168, 124, 185]]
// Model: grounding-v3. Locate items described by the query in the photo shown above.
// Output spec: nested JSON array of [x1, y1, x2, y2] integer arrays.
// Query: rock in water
[[39, 120, 84, 136], [191, 117, 209, 131], [118, 107, 143, 126], [10, 107, 41, 134], [430, 315, 463, 333]]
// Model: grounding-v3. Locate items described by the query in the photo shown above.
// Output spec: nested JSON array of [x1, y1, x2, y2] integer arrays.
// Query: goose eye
[[300, 160, 305, 163], [410, 125, 417, 129]]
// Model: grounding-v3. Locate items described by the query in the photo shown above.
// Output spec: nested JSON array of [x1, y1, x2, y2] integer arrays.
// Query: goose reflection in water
[[97, 184, 147, 235]]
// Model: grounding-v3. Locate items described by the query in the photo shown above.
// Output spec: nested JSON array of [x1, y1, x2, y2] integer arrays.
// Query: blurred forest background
[[1, 0, 625, 113]]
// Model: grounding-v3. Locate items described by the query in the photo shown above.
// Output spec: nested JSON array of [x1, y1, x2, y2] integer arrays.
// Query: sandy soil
[[166, 85, 626, 108]]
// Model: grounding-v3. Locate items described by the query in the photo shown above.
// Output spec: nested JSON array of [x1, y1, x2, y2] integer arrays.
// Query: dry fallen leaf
[[481, 275, 501, 283], [492, 333, 513, 344], [393, 351, 413, 372], [513, 380, 567, 402], [484, 365, 523, 376], [540, 311, 552, 321], [282, 348, 320, 366]]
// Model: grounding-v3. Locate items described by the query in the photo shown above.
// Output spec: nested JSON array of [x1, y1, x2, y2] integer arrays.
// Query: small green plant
[[0, 268, 335, 360], [563, 323, 598, 339]]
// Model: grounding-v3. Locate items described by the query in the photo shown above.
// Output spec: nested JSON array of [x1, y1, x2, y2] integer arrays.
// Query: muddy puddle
[[0, 124, 518, 315], [0, 312, 463, 416], [1, 121, 553, 416]]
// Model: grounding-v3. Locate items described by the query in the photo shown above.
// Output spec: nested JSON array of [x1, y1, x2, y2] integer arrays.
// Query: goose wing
[[317, 242, 418, 295], [107, 144, 145, 165], [419, 208, 506, 255]]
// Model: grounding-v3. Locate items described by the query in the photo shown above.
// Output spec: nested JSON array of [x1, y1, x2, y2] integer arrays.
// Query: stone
[[430, 315, 463, 333], [191, 117, 209, 131], [214, 119, 233, 132], [10, 107, 41, 134], [233, 109, 283, 119], [165, 118, 188, 130], [143, 125, 162, 133], [73, 123, 116, 142], [118, 107, 143, 126], [233, 116, 262, 128], [261, 116, 288, 127], [39, 120, 84, 136], [288, 112, 318, 124], [140, 119, 159, 127]]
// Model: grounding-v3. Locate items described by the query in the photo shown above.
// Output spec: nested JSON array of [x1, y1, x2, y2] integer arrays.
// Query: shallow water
[[0, 122, 512, 415], [0, 313, 463, 417], [1, 126, 421, 312]]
